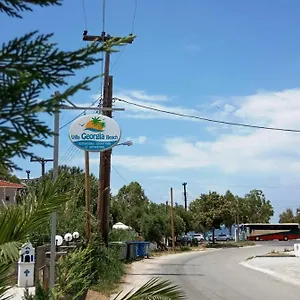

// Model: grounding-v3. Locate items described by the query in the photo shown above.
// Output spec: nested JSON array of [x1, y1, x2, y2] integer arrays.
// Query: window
[[5, 196, 10, 201]]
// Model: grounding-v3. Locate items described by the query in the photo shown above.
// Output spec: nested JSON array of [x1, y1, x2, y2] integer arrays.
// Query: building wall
[[0, 188, 17, 206]]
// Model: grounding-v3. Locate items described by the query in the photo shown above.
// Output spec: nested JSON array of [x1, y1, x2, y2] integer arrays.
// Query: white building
[[0, 180, 24, 206]]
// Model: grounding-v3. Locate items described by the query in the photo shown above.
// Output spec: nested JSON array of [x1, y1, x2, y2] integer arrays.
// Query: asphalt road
[[153, 242, 300, 300]]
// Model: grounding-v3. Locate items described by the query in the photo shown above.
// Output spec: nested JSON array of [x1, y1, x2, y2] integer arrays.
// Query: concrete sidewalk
[[241, 256, 300, 287]]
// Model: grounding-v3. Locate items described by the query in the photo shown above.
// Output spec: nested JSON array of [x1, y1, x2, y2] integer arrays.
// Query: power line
[[114, 97, 300, 133], [59, 97, 101, 131], [131, 0, 138, 33], [82, 0, 88, 30], [111, 164, 128, 183], [102, 0, 106, 33], [110, 0, 138, 72]]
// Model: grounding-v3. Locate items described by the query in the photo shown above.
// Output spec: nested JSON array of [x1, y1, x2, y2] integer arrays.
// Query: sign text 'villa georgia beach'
[[69, 114, 121, 152]]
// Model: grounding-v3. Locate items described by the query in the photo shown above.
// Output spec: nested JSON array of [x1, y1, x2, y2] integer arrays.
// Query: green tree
[[41, 165, 98, 211], [242, 190, 274, 223], [279, 208, 296, 223], [0, 166, 21, 183], [111, 182, 149, 232], [0, 0, 134, 171], [141, 212, 167, 244], [174, 205, 195, 233], [223, 190, 237, 234], [190, 191, 230, 242]]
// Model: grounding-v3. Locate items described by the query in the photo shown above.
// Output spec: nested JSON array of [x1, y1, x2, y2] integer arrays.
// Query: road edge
[[240, 261, 300, 287]]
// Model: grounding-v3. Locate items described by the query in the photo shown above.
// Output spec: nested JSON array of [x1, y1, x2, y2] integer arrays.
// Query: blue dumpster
[[137, 242, 150, 258], [127, 241, 138, 259]]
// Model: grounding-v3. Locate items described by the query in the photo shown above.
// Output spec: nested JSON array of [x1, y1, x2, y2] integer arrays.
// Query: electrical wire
[[131, 0, 138, 33], [102, 0, 106, 34], [82, 0, 88, 30], [59, 97, 101, 131], [111, 164, 128, 183], [114, 97, 300, 133], [110, 0, 138, 72]]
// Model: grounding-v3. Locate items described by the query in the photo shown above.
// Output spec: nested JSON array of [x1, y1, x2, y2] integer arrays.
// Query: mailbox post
[[18, 242, 35, 287]]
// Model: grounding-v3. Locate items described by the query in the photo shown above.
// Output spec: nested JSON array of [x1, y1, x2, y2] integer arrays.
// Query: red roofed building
[[0, 180, 24, 206]]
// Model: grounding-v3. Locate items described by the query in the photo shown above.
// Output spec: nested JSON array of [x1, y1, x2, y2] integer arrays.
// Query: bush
[[109, 229, 137, 242], [54, 247, 94, 300], [89, 237, 125, 293]]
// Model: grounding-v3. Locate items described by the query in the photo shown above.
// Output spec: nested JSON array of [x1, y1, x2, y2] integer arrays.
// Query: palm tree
[[114, 277, 186, 300], [0, 174, 74, 299]]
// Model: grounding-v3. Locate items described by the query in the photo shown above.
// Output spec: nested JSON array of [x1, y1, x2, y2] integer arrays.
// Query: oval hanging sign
[[69, 114, 121, 152]]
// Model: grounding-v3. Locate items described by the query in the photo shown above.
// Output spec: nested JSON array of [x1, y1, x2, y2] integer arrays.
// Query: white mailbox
[[294, 243, 300, 257], [17, 242, 35, 287]]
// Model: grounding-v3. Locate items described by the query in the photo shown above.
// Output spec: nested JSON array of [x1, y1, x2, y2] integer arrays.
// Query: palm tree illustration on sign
[[85, 116, 106, 132]]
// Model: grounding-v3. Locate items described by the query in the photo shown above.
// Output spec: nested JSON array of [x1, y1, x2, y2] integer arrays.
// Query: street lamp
[[116, 140, 133, 147]]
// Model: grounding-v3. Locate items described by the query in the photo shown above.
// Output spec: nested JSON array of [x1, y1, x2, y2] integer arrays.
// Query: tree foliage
[[239, 190, 274, 223], [279, 208, 300, 223], [0, 0, 134, 170], [0, 173, 73, 299]]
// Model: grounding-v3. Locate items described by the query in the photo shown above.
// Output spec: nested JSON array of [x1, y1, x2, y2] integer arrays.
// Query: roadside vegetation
[[0, 0, 274, 299]]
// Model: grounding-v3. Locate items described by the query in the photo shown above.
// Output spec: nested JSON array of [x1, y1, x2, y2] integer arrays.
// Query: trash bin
[[137, 242, 150, 258], [127, 241, 138, 259], [108, 242, 127, 260]]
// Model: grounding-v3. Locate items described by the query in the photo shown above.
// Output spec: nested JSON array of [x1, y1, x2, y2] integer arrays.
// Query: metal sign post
[[48, 93, 124, 289]]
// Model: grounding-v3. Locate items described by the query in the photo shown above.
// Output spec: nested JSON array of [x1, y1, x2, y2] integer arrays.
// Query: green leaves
[[0, 174, 74, 299], [114, 277, 186, 300], [0, 0, 61, 18], [0, 27, 135, 170], [54, 247, 94, 300]]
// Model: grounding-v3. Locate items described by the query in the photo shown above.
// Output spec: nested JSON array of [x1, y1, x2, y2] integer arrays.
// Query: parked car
[[209, 233, 233, 242], [193, 233, 204, 242]]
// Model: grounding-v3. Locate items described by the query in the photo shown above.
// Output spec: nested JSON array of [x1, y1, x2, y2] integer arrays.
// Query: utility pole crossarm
[[83, 31, 135, 44]]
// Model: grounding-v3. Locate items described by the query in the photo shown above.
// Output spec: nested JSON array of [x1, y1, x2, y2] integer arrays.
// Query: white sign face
[[69, 114, 121, 152]]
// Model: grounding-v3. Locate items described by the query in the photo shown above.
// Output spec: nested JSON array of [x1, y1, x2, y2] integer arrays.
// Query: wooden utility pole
[[83, 30, 135, 246], [99, 75, 113, 246], [97, 50, 111, 225], [170, 188, 176, 251], [182, 182, 187, 211], [30, 157, 53, 177], [85, 151, 91, 242]]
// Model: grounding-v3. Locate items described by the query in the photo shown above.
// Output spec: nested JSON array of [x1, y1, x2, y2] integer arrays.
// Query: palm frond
[[0, 172, 73, 261], [114, 277, 186, 300], [0, 263, 13, 300], [0, 173, 74, 299]]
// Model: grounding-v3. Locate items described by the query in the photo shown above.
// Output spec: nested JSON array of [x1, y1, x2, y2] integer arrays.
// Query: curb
[[255, 255, 296, 258], [240, 261, 300, 287]]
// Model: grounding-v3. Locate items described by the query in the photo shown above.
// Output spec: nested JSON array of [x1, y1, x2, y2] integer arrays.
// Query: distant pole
[[236, 198, 240, 242], [49, 91, 60, 289], [165, 200, 169, 214], [30, 157, 53, 177], [25, 170, 30, 180], [170, 188, 176, 251], [182, 182, 187, 211], [85, 151, 91, 242]]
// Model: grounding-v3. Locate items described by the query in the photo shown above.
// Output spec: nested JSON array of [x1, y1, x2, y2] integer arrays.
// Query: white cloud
[[113, 91, 200, 121], [127, 136, 147, 144], [102, 88, 300, 176], [120, 90, 169, 102]]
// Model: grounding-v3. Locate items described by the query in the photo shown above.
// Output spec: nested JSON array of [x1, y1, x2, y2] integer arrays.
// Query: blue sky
[[4, 0, 300, 221]]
